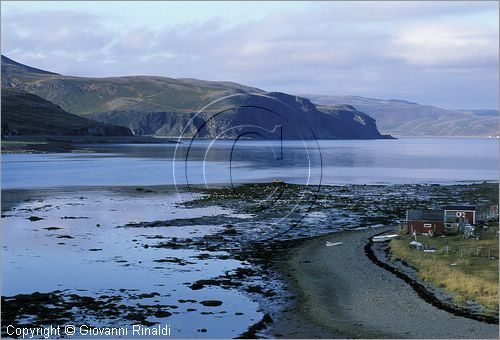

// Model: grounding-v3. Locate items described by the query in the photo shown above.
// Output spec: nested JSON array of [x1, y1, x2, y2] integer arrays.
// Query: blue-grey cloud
[[1, 2, 498, 109]]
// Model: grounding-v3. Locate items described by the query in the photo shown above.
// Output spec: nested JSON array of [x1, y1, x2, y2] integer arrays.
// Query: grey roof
[[442, 205, 476, 211], [407, 209, 444, 221]]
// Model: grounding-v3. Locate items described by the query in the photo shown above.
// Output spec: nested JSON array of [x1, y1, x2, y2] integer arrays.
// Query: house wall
[[407, 221, 445, 235], [466, 211, 475, 224]]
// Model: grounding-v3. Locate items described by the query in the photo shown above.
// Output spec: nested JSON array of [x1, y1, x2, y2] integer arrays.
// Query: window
[[424, 223, 432, 228]]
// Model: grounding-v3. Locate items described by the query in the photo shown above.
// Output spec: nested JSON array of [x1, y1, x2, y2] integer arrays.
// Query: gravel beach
[[271, 229, 499, 338]]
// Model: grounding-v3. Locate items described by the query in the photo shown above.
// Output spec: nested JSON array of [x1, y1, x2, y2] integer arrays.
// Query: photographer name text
[[6, 324, 172, 338]]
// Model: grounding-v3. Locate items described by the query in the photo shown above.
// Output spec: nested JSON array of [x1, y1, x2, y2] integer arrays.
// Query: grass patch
[[390, 232, 499, 314]]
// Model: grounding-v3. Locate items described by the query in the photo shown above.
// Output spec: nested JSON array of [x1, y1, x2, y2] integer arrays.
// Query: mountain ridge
[[1, 55, 388, 140]]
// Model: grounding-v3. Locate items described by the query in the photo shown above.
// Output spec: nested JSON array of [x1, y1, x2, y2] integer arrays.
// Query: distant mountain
[[1, 87, 133, 136], [1, 55, 388, 140], [303, 95, 499, 137], [459, 109, 499, 117]]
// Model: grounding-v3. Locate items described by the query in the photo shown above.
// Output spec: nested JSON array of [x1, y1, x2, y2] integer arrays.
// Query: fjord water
[[2, 137, 498, 338], [2, 138, 498, 189]]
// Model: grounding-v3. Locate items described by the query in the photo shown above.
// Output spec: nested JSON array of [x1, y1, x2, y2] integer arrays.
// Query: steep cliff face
[[2, 55, 388, 139], [87, 92, 386, 140], [1, 87, 133, 137]]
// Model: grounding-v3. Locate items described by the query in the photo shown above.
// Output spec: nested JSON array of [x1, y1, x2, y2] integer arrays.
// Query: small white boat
[[372, 234, 399, 242], [409, 240, 423, 249], [325, 241, 343, 247]]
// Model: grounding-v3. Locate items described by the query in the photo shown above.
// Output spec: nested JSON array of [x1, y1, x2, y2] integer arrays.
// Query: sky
[[1, 1, 499, 109]]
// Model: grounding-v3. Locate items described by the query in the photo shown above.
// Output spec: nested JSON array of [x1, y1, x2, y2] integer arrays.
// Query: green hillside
[[1, 55, 387, 140], [1, 87, 133, 136], [1, 55, 262, 115]]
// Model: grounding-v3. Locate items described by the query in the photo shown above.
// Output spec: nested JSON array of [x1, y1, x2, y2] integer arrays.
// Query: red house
[[406, 209, 445, 235]]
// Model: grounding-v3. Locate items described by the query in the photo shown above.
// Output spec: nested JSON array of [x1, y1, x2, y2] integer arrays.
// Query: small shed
[[406, 209, 445, 235]]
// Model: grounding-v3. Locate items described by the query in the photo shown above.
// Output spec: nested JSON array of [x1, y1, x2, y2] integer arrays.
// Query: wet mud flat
[[2, 182, 498, 338]]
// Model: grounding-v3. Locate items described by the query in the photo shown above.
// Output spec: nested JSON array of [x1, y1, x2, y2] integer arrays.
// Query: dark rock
[[43, 226, 62, 231], [154, 310, 172, 318], [200, 300, 223, 307], [28, 216, 44, 222]]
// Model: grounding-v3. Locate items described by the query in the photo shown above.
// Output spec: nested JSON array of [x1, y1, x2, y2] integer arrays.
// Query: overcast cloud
[[1, 1, 498, 109]]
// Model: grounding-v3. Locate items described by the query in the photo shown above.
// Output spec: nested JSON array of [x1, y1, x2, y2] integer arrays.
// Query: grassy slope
[[2, 54, 263, 116], [1, 87, 132, 136], [390, 231, 499, 314], [1, 56, 386, 139]]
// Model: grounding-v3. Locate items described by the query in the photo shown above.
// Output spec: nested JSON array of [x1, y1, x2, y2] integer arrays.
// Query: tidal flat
[[1, 182, 498, 338]]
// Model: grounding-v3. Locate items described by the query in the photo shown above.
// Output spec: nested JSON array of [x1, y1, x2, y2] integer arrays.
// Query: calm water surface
[[2, 137, 498, 338], [2, 138, 498, 189]]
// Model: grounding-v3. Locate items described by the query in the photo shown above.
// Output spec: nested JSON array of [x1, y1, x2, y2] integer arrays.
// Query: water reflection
[[1, 138, 498, 189]]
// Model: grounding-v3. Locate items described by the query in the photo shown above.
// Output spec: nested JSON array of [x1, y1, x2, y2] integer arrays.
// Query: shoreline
[[1, 135, 180, 154], [3, 180, 499, 198], [2, 182, 498, 338], [366, 234, 499, 324], [269, 229, 499, 338]]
